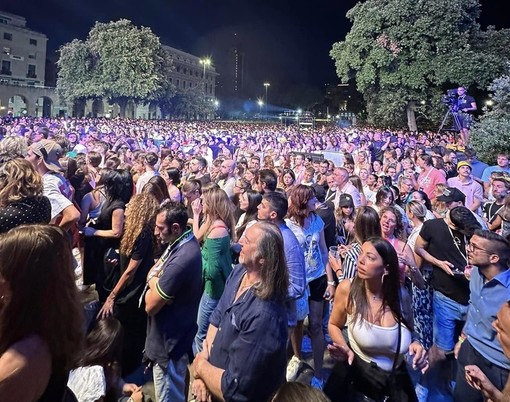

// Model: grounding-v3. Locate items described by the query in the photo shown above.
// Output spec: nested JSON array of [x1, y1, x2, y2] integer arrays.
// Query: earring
[[381, 272, 388, 285]]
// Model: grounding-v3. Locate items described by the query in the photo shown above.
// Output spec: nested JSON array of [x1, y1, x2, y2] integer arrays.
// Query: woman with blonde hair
[[432, 183, 448, 218], [0, 225, 83, 401], [98, 193, 159, 376], [0, 158, 51, 234], [191, 186, 236, 354]]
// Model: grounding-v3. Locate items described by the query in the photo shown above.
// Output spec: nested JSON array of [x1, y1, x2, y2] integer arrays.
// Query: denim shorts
[[432, 290, 468, 352]]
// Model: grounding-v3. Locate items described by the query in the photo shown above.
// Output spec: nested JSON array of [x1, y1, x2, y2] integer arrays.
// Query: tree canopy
[[57, 19, 175, 117], [470, 63, 510, 164], [330, 0, 510, 130]]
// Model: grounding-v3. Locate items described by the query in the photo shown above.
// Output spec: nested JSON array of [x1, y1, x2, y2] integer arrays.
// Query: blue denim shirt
[[209, 265, 288, 402], [464, 267, 510, 369]]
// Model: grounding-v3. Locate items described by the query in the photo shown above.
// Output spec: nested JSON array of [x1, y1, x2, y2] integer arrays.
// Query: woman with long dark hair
[[165, 167, 182, 203], [235, 189, 262, 240], [67, 317, 142, 402], [0, 225, 83, 401], [325, 237, 428, 402], [83, 169, 132, 303]]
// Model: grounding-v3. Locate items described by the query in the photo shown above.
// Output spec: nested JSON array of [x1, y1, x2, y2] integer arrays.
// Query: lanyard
[[447, 225, 468, 265], [139, 228, 194, 307]]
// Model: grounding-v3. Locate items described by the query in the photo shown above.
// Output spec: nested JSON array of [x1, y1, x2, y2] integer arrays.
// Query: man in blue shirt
[[453, 230, 510, 401], [191, 221, 289, 402], [257, 192, 307, 382], [144, 202, 202, 402]]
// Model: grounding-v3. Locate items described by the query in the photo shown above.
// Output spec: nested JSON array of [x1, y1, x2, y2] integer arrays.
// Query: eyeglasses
[[467, 242, 492, 254]]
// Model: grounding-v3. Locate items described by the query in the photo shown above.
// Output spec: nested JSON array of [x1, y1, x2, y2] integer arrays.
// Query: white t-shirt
[[67, 365, 106, 402]]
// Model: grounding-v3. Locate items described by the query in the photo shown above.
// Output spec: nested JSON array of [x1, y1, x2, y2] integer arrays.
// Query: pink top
[[417, 167, 446, 200]]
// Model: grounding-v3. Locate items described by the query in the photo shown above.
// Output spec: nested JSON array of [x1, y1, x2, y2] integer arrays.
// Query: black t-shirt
[[484, 202, 504, 225], [457, 94, 476, 113], [116, 225, 154, 305], [369, 140, 386, 162], [0, 196, 52, 234], [419, 218, 470, 304], [316, 203, 336, 249]]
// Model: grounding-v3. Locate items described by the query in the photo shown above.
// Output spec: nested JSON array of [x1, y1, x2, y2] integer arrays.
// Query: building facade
[[0, 11, 47, 87], [0, 10, 218, 119], [164, 45, 217, 98]]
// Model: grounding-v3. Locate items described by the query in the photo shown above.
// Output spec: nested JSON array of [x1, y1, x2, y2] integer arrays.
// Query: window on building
[[182, 80, 186, 88], [3, 32, 12, 41], [183, 68, 187, 75], [29, 38, 37, 46], [27, 64, 36, 78], [28, 53, 36, 59], [189, 82, 192, 88], [1, 60, 11, 75], [176, 79, 179, 87]]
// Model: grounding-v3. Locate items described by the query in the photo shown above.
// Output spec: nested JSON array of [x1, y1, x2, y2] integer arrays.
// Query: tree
[[57, 19, 174, 117], [330, 0, 510, 130], [165, 85, 215, 120], [56, 39, 96, 105], [470, 64, 510, 164]]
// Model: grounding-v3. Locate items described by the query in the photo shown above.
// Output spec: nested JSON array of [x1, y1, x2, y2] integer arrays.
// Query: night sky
[[1, 0, 505, 100]]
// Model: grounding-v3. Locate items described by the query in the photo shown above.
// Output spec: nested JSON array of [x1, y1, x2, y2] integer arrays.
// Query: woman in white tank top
[[324, 237, 429, 402]]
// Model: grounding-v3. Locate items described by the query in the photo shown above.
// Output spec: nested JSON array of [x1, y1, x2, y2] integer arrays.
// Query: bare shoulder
[[0, 335, 52, 399], [336, 278, 352, 300], [208, 220, 230, 239]]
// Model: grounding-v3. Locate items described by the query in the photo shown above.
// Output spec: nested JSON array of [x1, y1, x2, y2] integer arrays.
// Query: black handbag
[[103, 247, 121, 293]]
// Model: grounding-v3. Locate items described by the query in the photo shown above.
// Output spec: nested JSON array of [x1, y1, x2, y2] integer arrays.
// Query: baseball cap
[[436, 187, 465, 203], [338, 193, 355, 208], [30, 140, 63, 172], [457, 161, 472, 171], [311, 184, 326, 203]]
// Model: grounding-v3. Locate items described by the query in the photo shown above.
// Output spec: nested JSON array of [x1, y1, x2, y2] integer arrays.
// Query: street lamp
[[264, 82, 270, 120], [200, 58, 211, 94], [257, 99, 264, 117]]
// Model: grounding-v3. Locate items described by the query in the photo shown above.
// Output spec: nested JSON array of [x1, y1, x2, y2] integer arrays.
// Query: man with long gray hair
[[191, 221, 289, 402]]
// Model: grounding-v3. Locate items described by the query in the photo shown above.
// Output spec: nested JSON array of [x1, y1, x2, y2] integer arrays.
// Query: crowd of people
[[0, 115, 509, 402]]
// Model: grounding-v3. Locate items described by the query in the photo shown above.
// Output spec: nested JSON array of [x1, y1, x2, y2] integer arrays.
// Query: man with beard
[[144, 202, 202, 402], [485, 174, 510, 232], [217, 159, 236, 198], [187, 156, 211, 185], [453, 230, 510, 401]]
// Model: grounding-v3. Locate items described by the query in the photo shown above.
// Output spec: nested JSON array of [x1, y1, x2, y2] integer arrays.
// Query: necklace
[[446, 224, 468, 265], [366, 290, 383, 301]]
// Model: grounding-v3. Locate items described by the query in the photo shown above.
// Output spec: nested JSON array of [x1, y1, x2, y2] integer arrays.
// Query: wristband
[[327, 281, 336, 286], [458, 335, 466, 344]]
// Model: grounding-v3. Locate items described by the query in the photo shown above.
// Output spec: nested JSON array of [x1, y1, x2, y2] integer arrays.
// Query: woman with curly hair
[[0, 225, 83, 401], [97, 193, 159, 376], [285, 184, 335, 388], [191, 186, 236, 354], [142, 175, 171, 206], [0, 158, 51, 234]]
